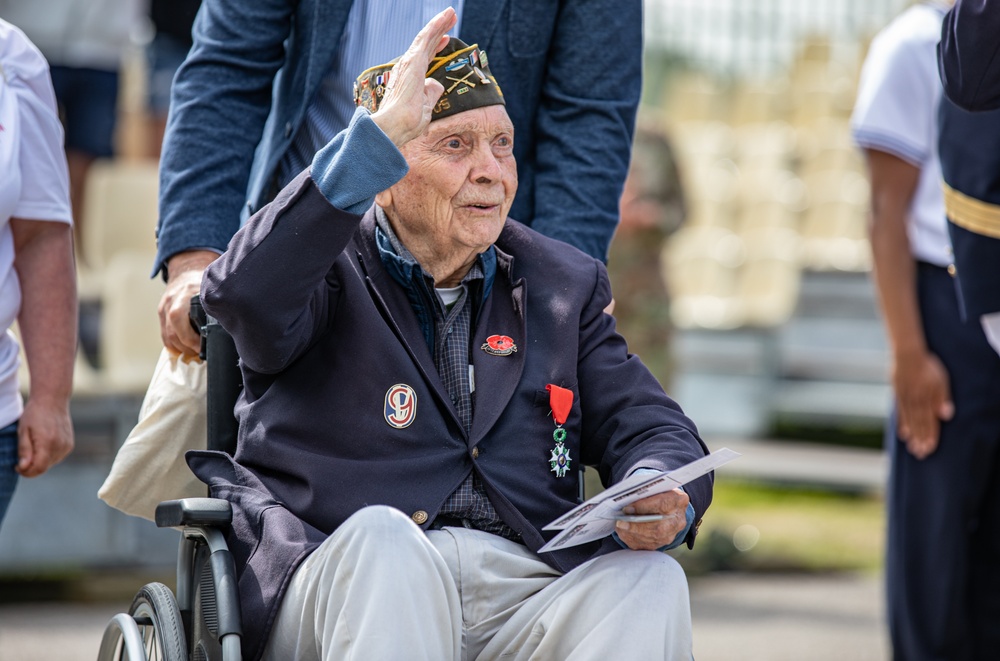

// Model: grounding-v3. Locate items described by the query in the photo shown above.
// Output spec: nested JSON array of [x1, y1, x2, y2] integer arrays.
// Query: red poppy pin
[[481, 334, 517, 356]]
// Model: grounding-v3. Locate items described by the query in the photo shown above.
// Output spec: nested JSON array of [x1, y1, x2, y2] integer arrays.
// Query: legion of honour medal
[[546, 384, 573, 478]]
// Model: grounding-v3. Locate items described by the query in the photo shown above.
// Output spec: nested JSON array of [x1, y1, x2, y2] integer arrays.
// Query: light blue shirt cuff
[[310, 106, 409, 215], [611, 468, 696, 552]]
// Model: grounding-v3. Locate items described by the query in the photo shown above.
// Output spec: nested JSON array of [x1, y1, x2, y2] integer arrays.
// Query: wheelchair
[[97, 298, 245, 661]]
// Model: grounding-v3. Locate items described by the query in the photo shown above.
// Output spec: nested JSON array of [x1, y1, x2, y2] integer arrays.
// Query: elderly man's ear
[[375, 189, 393, 209]]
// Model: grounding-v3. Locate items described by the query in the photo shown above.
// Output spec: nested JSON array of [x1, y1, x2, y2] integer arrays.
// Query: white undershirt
[[436, 285, 464, 309]]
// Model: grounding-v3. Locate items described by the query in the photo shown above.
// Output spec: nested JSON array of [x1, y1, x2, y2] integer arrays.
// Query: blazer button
[[947, 263, 957, 277], [471, 446, 480, 459], [411, 510, 429, 525]]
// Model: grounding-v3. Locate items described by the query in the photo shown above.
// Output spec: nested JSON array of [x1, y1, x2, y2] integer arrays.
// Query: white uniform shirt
[[851, 2, 951, 267], [0, 19, 73, 428]]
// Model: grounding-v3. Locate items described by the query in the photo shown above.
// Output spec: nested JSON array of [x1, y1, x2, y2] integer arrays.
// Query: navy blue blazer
[[154, 0, 642, 274], [190, 170, 712, 661]]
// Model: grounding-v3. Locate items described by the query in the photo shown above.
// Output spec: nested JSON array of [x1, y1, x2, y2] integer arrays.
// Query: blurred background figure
[[0, 0, 145, 267], [144, 0, 200, 158], [608, 117, 687, 389], [852, 1, 1000, 659], [0, 18, 78, 528]]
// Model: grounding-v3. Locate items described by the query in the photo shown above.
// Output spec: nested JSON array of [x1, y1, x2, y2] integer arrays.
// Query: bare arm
[[864, 149, 953, 459], [11, 218, 76, 477]]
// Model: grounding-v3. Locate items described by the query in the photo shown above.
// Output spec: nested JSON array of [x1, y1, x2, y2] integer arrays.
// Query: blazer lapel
[[355, 213, 463, 431], [469, 253, 526, 445]]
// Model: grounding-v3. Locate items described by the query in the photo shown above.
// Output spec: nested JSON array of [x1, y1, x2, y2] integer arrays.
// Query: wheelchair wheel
[[129, 582, 188, 661], [96, 613, 146, 661], [189, 543, 222, 661]]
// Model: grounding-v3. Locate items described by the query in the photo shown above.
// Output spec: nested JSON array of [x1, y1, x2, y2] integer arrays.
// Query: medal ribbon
[[546, 384, 573, 426], [546, 384, 573, 477]]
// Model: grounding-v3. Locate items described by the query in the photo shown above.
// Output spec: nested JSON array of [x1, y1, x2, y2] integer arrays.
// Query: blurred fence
[[645, 0, 910, 79]]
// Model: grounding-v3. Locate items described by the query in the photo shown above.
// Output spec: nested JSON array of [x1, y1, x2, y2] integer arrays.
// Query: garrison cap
[[354, 37, 504, 121]]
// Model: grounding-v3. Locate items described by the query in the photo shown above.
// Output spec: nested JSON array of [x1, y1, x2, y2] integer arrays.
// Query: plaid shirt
[[376, 210, 520, 541]]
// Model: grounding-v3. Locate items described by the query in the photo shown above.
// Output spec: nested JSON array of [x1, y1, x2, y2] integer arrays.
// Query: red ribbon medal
[[546, 384, 573, 477]]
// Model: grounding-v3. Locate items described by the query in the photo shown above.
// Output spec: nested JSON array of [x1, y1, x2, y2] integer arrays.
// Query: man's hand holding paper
[[539, 447, 740, 553], [615, 488, 691, 551]]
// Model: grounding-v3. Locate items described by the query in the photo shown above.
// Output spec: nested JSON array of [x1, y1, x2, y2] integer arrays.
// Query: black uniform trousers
[[886, 262, 1000, 661]]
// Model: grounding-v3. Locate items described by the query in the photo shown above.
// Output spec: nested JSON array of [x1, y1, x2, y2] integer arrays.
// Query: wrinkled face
[[376, 105, 517, 266]]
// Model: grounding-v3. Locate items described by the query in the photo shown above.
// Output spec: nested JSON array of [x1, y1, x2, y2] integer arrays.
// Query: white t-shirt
[[851, 2, 951, 267], [0, 19, 73, 428]]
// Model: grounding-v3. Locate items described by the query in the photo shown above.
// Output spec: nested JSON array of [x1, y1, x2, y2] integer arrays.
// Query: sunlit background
[[0, 1, 916, 659]]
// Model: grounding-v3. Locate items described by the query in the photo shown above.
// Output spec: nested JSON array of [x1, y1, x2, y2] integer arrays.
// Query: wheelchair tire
[[129, 582, 188, 661]]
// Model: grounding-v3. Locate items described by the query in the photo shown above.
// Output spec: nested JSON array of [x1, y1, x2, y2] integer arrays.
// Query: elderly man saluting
[[190, 8, 712, 661]]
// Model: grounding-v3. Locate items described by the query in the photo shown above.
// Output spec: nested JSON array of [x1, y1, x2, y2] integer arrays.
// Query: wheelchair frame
[[97, 299, 244, 661]]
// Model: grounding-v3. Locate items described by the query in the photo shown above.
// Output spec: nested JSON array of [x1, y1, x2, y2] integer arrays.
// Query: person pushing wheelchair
[[189, 9, 713, 660]]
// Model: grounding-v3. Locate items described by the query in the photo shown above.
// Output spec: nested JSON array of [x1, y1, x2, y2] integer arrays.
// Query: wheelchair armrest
[[155, 498, 233, 528]]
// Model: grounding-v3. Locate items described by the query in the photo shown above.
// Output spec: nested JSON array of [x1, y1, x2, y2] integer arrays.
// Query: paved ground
[[0, 438, 890, 660], [691, 571, 887, 660], [0, 570, 887, 661]]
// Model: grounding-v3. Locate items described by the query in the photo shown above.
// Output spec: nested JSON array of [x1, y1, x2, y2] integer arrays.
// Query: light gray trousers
[[262, 505, 692, 661]]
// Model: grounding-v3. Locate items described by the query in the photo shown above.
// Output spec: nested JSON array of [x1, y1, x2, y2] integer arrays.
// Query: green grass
[[672, 478, 885, 575]]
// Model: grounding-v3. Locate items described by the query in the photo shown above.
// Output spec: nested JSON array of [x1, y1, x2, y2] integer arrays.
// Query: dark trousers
[[886, 262, 1000, 661]]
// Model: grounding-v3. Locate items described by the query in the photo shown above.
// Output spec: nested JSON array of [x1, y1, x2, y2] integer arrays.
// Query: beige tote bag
[[98, 348, 207, 521]]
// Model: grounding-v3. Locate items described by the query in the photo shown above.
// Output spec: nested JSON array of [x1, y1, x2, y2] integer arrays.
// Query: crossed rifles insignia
[[445, 62, 492, 95]]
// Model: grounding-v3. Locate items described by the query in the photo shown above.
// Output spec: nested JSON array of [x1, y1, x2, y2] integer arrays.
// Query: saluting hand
[[371, 7, 457, 147]]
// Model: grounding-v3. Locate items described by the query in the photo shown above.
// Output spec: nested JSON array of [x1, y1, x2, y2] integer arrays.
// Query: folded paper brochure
[[538, 447, 741, 553]]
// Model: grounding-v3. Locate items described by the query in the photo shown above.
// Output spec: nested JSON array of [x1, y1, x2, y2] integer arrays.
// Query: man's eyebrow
[[428, 122, 514, 138]]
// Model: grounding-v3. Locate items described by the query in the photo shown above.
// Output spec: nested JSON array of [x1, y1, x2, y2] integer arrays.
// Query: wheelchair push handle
[[188, 294, 242, 456]]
